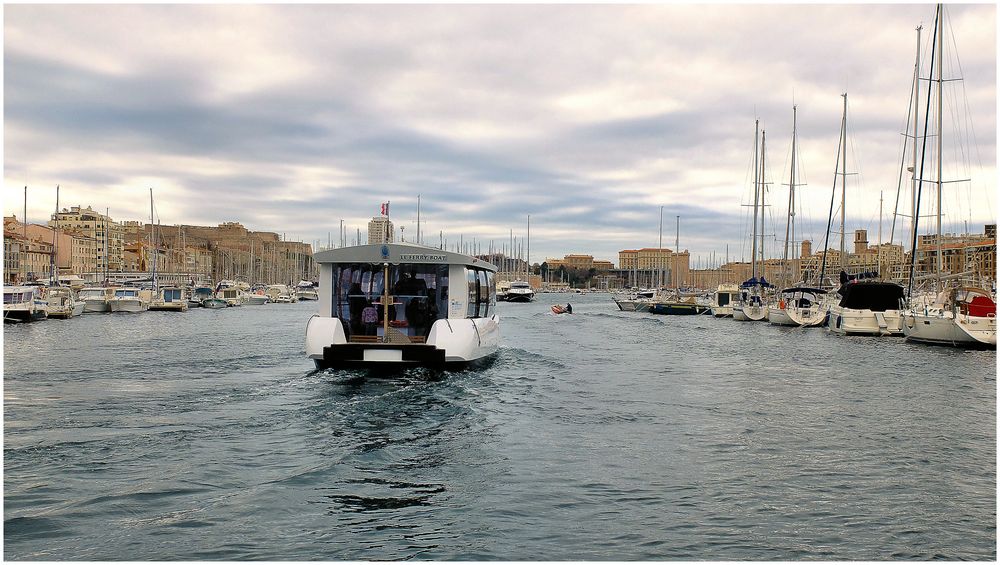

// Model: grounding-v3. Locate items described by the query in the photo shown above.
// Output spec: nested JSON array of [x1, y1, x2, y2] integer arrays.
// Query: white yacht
[[149, 286, 189, 312], [44, 286, 85, 319], [902, 287, 996, 347], [782, 287, 831, 328], [216, 280, 247, 306], [505, 280, 535, 302], [827, 280, 905, 336], [709, 284, 740, 317], [305, 242, 500, 369], [79, 287, 114, 313], [246, 289, 270, 305], [295, 280, 319, 301], [3, 286, 47, 323], [265, 284, 297, 304], [109, 287, 151, 313]]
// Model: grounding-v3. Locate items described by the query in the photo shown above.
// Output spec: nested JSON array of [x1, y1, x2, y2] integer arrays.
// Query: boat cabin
[[307, 242, 500, 369]]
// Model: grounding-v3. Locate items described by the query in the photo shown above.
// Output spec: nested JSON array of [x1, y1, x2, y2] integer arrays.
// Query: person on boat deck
[[566, 303, 572, 314], [361, 302, 379, 335], [394, 270, 427, 296], [347, 282, 366, 334]]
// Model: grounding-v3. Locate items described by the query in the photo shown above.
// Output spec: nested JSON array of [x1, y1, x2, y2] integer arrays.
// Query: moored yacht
[[709, 283, 740, 317], [265, 284, 296, 304], [149, 286, 189, 312], [305, 242, 500, 369], [3, 286, 47, 323], [827, 279, 905, 336], [902, 287, 996, 347], [188, 286, 215, 307], [767, 287, 827, 327], [44, 286, 85, 319], [79, 287, 114, 313], [295, 280, 319, 301], [109, 287, 151, 313]]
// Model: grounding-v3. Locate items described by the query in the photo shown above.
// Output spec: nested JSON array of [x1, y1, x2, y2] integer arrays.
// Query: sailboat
[[825, 93, 906, 336], [734, 120, 771, 322], [649, 216, 708, 315], [900, 5, 996, 347]]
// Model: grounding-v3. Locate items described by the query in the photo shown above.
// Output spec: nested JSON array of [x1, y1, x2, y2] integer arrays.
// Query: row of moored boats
[[2, 280, 319, 323], [613, 276, 997, 348]]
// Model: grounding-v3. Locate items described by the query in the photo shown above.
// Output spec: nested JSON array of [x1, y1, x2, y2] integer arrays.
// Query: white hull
[[767, 306, 797, 326], [786, 305, 828, 327], [733, 304, 767, 322], [306, 315, 500, 368], [246, 295, 269, 305], [902, 308, 997, 347], [827, 306, 903, 336], [109, 298, 149, 313], [711, 305, 734, 317], [295, 290, 319, 301], [83, 299, 110, 313]]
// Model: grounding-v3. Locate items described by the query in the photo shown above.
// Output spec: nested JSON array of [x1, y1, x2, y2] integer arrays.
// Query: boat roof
[[314, 242, 497, 271], [779, 286, 827, 294]]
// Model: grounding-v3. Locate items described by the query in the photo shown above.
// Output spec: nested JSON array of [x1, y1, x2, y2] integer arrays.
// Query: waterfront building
[[616, 248, 690, 288], [3, 229, 22, 284], [4, 217, 99, 277], [49, 205, 125, 272], [368, 217, 394, 244]]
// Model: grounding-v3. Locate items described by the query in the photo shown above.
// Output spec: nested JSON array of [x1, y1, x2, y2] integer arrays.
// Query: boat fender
[[779, 299, 786, 309]]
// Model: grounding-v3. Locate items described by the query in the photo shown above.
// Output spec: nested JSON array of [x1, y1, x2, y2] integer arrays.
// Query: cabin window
[[478, 270, 490, 317], [486, 271, 496, 310], [467, 268, 479, 318], [333, 262, 449, 338]]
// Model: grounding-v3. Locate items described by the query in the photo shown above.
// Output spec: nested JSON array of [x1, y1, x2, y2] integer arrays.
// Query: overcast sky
[[4, 3, 996, 266]]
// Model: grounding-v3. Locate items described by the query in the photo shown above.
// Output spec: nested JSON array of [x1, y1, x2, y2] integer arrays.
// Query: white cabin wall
[[318, 264, 334, 317], [448, 264, 468, 319]]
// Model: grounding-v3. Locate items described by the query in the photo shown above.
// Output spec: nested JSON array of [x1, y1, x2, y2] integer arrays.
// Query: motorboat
[[551, 304, 572, 314], [109, 287, 151, 313], [44, 286, 84, 319], [79, 287, 114, 313], [902, 287, 996, 347], [496, 280, 511, 301], [709, 283, 740, 317], [505, 280, 535, 302], [295, 280, 319, 301], [305, 242, 500, 369], [246, 289, 270, 305], [265, 284, 296, 304], [149, 286, 189, 312], [188, 286, 215, 307], [202, 297, 229, 309], [3, 286, 47, 323], [648, 291, 709, 315], [613, 289, 655, 312], [216, 280, 247, 306], [827, 280, 905, 336]]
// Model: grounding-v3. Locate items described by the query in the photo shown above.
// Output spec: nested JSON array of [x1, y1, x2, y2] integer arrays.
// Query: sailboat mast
[[22, 186, 27, 283], [751, 120, 760, 281], [51, 185, 60, 285], [150, 188, 157, 290], [840, 93, 848, 270], [658, 206, 663, 288], [759, 129, 767, 276], [911, 25, 922, 252], [935, 3, 944, 293], [782, 106, 797, 288], [675, 216, 680, 289]]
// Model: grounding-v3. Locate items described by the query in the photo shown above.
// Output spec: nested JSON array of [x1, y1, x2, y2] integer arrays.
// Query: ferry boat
[[305, 242, 500, 370], [3, 286, 47, 323]]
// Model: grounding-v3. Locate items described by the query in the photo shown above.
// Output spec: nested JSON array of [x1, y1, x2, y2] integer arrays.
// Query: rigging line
[[818, 111, 845, 287], [889, 50, 919, 248]]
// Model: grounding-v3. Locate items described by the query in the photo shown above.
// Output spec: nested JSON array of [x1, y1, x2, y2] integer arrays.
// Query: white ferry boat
[[305, 242, 500, 369], [505, 280, 535, 302]]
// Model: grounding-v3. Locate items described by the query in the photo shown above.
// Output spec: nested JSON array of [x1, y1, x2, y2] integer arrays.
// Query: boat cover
[[836, 281, 905, 311]]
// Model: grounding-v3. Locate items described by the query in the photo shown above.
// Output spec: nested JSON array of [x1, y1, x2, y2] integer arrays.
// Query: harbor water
[[3, 294, 996, 560]]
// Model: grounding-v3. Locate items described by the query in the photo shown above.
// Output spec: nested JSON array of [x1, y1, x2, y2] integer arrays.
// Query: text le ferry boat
[[306, 242, 500, 370]]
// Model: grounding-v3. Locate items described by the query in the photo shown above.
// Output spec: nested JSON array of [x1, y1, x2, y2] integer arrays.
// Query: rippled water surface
[[4, 294, 996, 560]]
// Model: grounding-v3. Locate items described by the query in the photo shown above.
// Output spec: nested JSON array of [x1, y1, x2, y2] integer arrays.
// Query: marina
[[3, 2, 997, 561]]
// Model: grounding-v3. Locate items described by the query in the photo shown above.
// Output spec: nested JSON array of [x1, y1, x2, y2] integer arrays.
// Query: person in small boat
[[565, 303, 572, 314]]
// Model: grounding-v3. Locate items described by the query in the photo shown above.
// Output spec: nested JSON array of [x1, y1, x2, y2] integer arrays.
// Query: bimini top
[[314, 242, 498, 271]]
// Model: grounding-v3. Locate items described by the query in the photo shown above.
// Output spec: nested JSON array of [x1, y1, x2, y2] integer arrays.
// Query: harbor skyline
[[4, 3, 996, 265]]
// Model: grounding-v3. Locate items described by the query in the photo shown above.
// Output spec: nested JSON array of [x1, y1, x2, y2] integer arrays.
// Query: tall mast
[[22, 186, 27, 283], [526, 214, 530, 279], [51, 185, 59, 285], [675, 215, 680, 289], [935, 3, 943, 293], [658, 206, 663, 287], [751, 120, 760, 281], [840, 93, 848, 270], [911, 25, 922, 252], [782, 106, 797, 288], [150, 188, 157, 290], [759, 129, 767, 279]]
